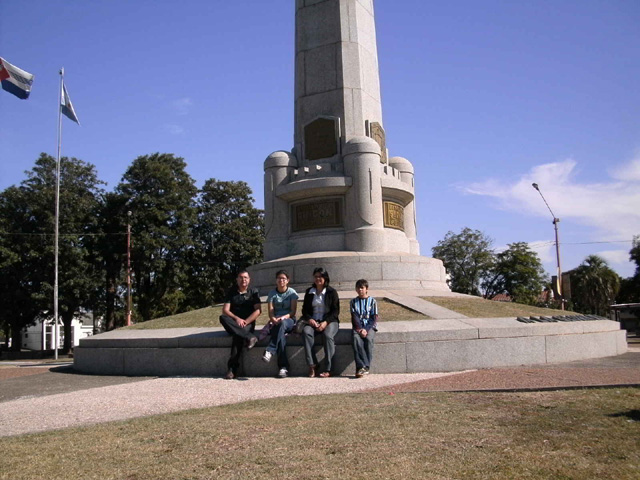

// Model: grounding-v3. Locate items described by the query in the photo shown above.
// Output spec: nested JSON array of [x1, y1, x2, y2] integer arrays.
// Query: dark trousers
[[219, 315, 255, 373], [303, 321, 339, 373]]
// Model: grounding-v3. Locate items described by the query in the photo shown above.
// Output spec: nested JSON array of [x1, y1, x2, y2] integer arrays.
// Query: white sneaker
[[278, 368, 288, 378], [262, 351, 272, 363]]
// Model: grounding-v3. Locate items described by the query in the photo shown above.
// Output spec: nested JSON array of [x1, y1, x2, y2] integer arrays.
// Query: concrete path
[[1, 339, 638, 438], [0, 368, 462, 437]]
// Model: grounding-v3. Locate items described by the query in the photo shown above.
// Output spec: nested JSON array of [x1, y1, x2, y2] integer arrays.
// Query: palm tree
[[568, 255, 621, 316]]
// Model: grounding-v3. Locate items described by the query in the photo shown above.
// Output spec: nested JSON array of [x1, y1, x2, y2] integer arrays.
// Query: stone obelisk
[[249, 0, 449, 293]]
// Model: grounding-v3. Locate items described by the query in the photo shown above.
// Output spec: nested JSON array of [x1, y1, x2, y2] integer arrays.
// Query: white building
[[21, 311, 103, 351]]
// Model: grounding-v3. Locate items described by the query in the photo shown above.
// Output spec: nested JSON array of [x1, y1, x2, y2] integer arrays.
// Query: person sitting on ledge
[[350, 278, 378, 378], [219, 270, 261, 380], [261, 269, 299, 378], [300, 267, 340, 378]]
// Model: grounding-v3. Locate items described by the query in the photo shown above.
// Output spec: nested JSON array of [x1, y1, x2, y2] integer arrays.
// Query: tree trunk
[[10, 328, 21, 352], [61, 311, 75, 354]]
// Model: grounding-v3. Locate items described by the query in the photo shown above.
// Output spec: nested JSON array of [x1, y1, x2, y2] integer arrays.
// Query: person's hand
[[309, 319, 319, 329], [236, 318, 246, 328], [359, 329, 367, 338], [317, 321, 327, 332]]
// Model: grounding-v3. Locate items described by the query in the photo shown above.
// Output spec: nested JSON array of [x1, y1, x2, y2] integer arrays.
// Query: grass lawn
[[126, 299, 429, 330], [425, 296, 567, 318], [1, 388, 638, 479]]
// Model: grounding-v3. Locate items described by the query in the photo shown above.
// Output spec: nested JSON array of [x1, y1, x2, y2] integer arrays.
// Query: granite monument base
[[247, 251, 450, 295]]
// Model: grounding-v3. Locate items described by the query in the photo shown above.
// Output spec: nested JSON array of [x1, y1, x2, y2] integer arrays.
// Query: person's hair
[[236, 269, 250, 277], [312, 267, 330, 287], [355, 279, 369, 289], [275, 269, 290, 280]]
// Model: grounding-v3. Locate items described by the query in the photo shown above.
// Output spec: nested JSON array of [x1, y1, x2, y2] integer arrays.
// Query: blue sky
[[1, 0, 639, 279]]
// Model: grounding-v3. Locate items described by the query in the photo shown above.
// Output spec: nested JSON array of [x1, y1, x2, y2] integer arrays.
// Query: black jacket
[[301, 285, 340, 323]]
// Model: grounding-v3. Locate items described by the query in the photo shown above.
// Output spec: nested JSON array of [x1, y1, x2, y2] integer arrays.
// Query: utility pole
[[126, 211, 132, 326]]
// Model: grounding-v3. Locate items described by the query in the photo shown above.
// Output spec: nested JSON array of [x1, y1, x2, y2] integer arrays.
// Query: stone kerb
[[73, 318, 627, 377]]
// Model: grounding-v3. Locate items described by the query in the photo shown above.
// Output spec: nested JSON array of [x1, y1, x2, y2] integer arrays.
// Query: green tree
[[186, 179, 264, 307], [568, 255, 621, 315], [483, 242, 548, 305], [0, 186, 47, 350], [432, 228, 495, 296], [92, 192, 128, 330], [0, 154, 104, 352], [116, 153, 197, 321], [618, 235, 640, 303]]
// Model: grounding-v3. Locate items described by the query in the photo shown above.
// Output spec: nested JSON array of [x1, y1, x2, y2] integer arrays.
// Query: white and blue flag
[[61, 81, 80, 125], [0, 57, 34, 99]]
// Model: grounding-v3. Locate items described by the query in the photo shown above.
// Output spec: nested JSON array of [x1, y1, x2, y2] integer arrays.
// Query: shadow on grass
[[608, 409, 640, 421]]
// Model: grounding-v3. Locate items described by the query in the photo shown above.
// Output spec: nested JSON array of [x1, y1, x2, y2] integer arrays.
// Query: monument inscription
[[292, 200, 342, 232], [383, 201, 404, 231]]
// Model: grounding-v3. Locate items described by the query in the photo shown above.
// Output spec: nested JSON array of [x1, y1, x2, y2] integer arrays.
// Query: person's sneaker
[[262, 350, 272, 363], [363, 367, 370, 375], [247, 336, 258, 349], [356, 368, 366, 378], [224, 370, 235, 380], [278, 368, 288, 378]]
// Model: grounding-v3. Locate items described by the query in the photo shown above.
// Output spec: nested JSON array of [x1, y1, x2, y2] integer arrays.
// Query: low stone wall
[[73, 318, 627, 377]]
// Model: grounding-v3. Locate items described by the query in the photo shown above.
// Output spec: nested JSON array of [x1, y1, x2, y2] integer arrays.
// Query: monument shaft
[[295, 0, 383, 152], [264, 0, 419, 261]]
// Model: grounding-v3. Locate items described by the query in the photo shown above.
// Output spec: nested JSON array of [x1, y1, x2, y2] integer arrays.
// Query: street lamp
[[126, 211, 132, 326], [532, 183, 564, 310]]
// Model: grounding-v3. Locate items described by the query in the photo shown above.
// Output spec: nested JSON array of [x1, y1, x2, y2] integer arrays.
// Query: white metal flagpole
[[54, 68, 64, 359]]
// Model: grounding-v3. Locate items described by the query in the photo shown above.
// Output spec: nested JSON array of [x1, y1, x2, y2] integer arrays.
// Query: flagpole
[[54, 68, 64, 360]]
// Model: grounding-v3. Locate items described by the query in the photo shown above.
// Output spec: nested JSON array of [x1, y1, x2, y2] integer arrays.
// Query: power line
[[0, 232, 126, 237]]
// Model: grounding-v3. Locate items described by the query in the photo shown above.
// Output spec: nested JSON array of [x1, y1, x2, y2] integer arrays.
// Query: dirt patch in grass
[[1, 388, 638, 479], [125, 299, 428, 330], [425, 296, 567, 318]]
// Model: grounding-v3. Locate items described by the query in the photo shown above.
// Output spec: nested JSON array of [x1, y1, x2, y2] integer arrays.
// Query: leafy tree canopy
[[484, 242, 548, 305], [116, 153, 197, 321], [432, 228, 494, 296], [187, 178, 264, 306], [568, 255, 621, 316]]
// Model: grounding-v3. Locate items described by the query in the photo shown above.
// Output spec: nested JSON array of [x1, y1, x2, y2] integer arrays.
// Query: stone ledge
[[74, 319, 627, 377]]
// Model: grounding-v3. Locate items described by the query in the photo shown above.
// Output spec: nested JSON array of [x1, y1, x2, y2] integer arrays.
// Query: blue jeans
[[266, 317, 295, 369], [352, 328, 375, 369]]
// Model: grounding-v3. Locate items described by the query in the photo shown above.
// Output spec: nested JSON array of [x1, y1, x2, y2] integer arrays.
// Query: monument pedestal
[[248, 251, 449, 295]]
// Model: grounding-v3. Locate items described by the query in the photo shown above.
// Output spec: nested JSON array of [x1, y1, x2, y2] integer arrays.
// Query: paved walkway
[[1, 340, 638, 438]]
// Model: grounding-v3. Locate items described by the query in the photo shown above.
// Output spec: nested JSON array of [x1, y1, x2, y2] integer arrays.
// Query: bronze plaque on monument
[[292, 200, 343, 232], [304, 117, 338, 160], [383, 201, 404, 231], [369, 121, 387, 163]]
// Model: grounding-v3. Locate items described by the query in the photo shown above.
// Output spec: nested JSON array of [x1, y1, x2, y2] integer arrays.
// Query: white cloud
[[165, 124, 185, 135], [609, 154, 640, 181], [460, 157, 640, 241], [597, 249, 631, 267], [172, 97, 193, 116]]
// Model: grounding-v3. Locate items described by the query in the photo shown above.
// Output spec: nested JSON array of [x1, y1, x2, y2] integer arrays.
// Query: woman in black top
[[300, 267, 340, 377]]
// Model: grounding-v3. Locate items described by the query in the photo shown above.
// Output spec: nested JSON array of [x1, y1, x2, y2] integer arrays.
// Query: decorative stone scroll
[[383, 201, 404, 231], [304, 117, 338, 161], [369, 121, 387, 163], [292, 199, 343, 232]]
